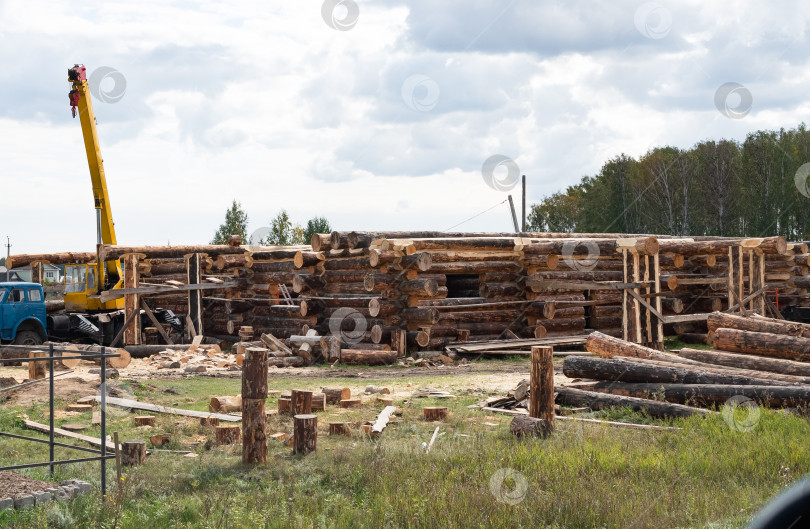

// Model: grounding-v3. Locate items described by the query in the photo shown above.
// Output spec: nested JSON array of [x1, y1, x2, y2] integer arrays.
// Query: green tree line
[[527, 123, 810, 240], [211, 200, 331, 246]]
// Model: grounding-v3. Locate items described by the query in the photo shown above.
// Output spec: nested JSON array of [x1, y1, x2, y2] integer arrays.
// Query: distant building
[[0, 266, 25, 282], [8, 264, 62, 283]]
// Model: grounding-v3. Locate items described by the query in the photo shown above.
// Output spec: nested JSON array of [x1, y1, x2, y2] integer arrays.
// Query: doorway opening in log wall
[[446, 274, 480, 298]]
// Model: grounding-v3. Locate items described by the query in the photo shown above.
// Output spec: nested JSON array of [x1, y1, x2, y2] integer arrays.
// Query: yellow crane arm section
[[68, 64, 117, 246]]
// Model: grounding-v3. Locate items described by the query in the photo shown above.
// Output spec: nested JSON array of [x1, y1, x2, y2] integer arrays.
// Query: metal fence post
[[100, 350, 107, 499], [49, 342, 54, 476]]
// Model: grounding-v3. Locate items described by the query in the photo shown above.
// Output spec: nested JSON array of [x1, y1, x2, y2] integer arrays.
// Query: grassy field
[[0, 368, 808, 528]]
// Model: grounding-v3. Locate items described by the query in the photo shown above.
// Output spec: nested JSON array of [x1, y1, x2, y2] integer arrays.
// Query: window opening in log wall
[[446, 274, 480, 298]]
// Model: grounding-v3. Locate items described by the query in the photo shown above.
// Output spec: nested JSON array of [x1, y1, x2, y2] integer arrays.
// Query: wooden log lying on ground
[[588, 382, 810, 407], [585, 331, 702, 365], [679, 348, 810, 377], [707, 311, 810, 338], [340, 349, 397, 366], [712, 328, 810, 361], [510, 415, 552, 438], [210, 396, 242, 413], [322, 387, 351, 404], [556, 386, 713, 418], [563, 356, 794, 386]]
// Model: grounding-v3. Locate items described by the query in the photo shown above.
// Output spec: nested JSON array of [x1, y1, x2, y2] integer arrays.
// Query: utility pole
[[521, 175, 526, 232], [4, 236, 10, 282], [507, 195, 520, 233]]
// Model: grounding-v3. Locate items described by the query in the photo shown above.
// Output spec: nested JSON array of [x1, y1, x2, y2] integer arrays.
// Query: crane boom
[[68, 64, 117, 246], [65, 64, 123, 311]]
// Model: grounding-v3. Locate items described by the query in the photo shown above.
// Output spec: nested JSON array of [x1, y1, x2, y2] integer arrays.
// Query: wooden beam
[[83, 396, 242, 422], [99, 281, 238, 303], [139, 298, 174, 345]]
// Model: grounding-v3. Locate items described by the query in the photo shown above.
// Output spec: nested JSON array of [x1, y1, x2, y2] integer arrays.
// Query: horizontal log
[[589, 382, 810, 407], [563, 356, 789, 386], [340, 349, 398, 365], [712, 328, 810, 361], [679, 348, 810, 377], [556, 386, 712, 418], [707, 312, 810, 338]]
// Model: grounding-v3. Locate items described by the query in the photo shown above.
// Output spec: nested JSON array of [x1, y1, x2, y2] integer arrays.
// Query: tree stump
[[329, 422, 349, 435], [339, 398, 361, 408], [121, 440, 147, 465], [293, 414, 317, 455], [290, 389, 313, 415], [216, 425, 241, 445], [510, 415, 552, 438], [28, 351, 46, 380], [134, 416, 156, 427], [199, 417, 220, 427], [377, 397, 394, 406], [311, 393, 326, 411], [242, 398, 267, 464], [322, 387, 351, 404], [66, 404, 93, 413], [209, 396, 242, 413], [423, 407, 448, 421], [278, 397, 292, 414]]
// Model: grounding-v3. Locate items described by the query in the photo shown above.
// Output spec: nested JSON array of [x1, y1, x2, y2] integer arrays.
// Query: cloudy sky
[[2, 0, 810, 254]]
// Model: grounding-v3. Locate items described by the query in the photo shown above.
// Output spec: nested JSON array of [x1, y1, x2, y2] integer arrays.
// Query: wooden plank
[[260, 333, 293, 355], [99, 282, 238, 303], [23, 419, 116, 450], [555, 416, 680, 431], [84, 396, 242, 422], [371, 405, 397, 434], [140, 298, 174, 345], [481, 406, 528, 416]]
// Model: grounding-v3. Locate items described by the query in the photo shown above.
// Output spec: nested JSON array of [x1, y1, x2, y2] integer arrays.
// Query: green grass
[[0, 372, 808, 528]]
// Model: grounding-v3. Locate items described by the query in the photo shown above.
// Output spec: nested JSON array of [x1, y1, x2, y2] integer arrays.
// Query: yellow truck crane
[[64, 64, 124, 312], [45, 65, 180, 345]]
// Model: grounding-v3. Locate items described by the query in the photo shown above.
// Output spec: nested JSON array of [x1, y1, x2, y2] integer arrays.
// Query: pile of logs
[[564, 320, 810, 410], [8, 231, 810, 365]]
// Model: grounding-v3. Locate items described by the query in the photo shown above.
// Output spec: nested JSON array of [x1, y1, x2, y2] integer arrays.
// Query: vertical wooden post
[[186, 253, 204, 339], [31, 261, 44, 285], [391, 329, 407, 357], [122, 253, 141, 345], [293, 414, 317, 455], [737, 246, 744, 310], [653, 252, 664, 346], [751, 251, 765, 315], [621, 249, 629, 341], [529, 346, 554, 430], [28, 350, 47, 380], [242, 347, 268, 464], [728, 246, 737, 311], [291, 389, 313, 415]]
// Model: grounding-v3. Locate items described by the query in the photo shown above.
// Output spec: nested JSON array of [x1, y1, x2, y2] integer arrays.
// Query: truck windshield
[[0, 290, 5, 303]]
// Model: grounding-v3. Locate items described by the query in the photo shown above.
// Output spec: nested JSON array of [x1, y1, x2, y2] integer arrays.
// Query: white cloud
[[2, 0, 810, 254]]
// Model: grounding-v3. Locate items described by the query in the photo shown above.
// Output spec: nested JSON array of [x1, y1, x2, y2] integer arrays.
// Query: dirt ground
[[0, 358, 561, 407], [0, 470, 54, 499]]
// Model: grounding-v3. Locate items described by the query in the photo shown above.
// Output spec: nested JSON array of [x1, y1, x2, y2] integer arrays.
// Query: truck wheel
[[12, 331, 44, 346]]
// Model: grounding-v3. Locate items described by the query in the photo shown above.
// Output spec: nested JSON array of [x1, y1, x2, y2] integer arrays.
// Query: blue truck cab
[[0, 282, 47, 345]]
